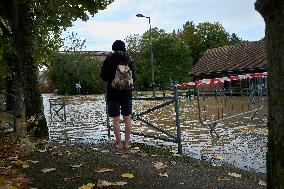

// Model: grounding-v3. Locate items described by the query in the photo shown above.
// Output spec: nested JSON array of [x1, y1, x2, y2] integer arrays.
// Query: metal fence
[[187, 73, 268, 137], [0, 91, 24, 132], [106, 84, 183, 153], [49, 98, 66, 122]]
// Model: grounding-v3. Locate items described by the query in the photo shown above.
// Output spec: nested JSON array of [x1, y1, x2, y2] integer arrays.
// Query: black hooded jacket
[[100, 52, 136, 101]]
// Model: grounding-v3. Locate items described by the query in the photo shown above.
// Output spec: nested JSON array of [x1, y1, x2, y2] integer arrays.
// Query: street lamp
[[74, 60, 81, 94], [136, 13, 156, 97]]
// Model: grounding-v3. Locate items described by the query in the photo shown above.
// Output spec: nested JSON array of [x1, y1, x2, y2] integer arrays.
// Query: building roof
[[190, 40, 267, 76]]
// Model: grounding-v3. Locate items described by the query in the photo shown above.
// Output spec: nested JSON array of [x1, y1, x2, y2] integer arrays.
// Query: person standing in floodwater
[[100, 40, 136, 152]]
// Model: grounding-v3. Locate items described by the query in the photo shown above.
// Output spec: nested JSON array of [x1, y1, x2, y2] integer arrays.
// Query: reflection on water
[[43, 94, 267, 173]]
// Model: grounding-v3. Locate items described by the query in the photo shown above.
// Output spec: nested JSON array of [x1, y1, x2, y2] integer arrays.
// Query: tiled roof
[[190, 41, 267, 76]]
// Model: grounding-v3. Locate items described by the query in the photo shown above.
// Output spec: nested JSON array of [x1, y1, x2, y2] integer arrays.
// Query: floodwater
[[42, 93, 267, 173]]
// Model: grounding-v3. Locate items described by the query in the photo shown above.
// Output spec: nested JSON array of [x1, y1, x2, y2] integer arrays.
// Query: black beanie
[[112, 40, 126, 52]]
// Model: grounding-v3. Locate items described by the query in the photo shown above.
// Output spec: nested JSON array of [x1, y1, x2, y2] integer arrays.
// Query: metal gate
[[106, 84, 183, 153]]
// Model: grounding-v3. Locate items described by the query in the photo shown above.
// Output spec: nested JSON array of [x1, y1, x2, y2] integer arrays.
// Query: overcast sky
[[62, 0, 265, 51]]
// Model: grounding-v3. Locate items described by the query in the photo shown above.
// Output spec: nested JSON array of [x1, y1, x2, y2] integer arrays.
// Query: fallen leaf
[[22, 164, 30, 168], [153, 162, 167, 170], [212, 155, 222, 160], [159, 173, 169, 177], [132, 147, 140, 150], [171, 161, 176, 165], [218, 176, 230, 181], [228, 172, 241, 178], [7, 156, 18, 160], [114, 181, 128, 186], [97, 180, 127, 188], [258, 180, 266, 186], [121, 173, 134, 179], [27, 160, 39, 164], [97, 180, 112, 188], [70, 164, 82, 168], [38, 149, 47, 153], [130, 147, 140, 153], [170, 150, 178, 154], [78, 183, 95, 189], [41, 168, 56, 173], [57, 152, 64, 156], [64, 177, 71, 182], [212, 163, 221, 167], [95, 168, 114, 173]]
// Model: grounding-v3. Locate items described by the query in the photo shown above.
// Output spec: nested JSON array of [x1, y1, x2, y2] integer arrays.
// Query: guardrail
[[0, 91, 24, 132], [49, 98, 66, 122], [194, 74, 267, 137]]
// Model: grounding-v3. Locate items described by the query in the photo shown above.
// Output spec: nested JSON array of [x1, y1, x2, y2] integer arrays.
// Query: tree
[[0, 0, 113, 137], [49, 52, 105, 95], [177, 21, 242, 64], [125, 29, 193, 88], [255, 0, 284, 188], [150, 35, 192, 84], [228, 33, 242, 45]]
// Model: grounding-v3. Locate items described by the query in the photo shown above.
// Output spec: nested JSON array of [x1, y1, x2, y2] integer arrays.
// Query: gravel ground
[[20, 141, 266, 189]]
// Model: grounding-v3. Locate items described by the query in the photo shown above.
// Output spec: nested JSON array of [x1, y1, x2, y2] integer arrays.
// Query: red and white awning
[[178, 72, 267, 87]]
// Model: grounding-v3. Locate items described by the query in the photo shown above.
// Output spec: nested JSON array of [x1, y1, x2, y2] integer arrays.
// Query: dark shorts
[[107, 100, 132, 117]]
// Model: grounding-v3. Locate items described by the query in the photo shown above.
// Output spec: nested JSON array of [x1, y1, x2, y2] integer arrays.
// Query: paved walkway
[[19, 141, 266, 189]]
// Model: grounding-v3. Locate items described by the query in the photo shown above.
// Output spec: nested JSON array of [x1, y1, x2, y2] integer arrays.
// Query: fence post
[[63, 99, 66, 123], [174, 83, 182, 154]]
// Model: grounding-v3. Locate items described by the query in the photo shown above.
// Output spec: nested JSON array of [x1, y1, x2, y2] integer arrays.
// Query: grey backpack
[[111, 64, 133, 90]]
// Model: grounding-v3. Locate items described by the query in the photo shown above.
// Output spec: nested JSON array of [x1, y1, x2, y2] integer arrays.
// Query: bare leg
[[113, 116, 122, 148], [123, 115, 132, 148]]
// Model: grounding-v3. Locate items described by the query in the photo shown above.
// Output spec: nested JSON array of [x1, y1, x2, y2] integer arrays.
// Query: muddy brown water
[[43, 93, 267, 173]]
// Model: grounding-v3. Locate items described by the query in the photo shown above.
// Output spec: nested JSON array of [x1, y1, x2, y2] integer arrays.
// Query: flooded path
[[43, 94, 267, 173]]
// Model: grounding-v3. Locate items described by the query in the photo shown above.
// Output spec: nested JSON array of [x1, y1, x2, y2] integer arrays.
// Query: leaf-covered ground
[[1, 135, 266, 189]]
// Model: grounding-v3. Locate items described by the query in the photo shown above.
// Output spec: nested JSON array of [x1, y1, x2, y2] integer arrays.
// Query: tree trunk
[[255, 0, 284, 188], [11, 0, 48, 137], [5, 78, 14, 111]]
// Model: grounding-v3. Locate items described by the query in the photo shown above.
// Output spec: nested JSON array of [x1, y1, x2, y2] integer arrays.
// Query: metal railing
[[195, 77, 267, 137], [106, 84, 183, 154], [49, 98, 66, 122], [0, 91, 24, 132]]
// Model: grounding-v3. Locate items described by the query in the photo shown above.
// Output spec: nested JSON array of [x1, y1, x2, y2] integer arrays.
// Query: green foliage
[[31, 0, 114, 67], [0, 0, 114, 87], [229, 33, 242, 45], [144, 35, 192, 85], [178, 21, 242, 64], [49, 53, 105, 95], [126, 28, 193, 88], [125, 21, 242, 89]]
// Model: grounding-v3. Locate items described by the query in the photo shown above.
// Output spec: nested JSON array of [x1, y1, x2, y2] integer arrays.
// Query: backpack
[[111, 64, 133, 90]]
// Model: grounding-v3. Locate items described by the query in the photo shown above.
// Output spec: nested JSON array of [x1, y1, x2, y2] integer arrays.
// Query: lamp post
[[75, 60, 81, 94], [136, 13, 156, 97]]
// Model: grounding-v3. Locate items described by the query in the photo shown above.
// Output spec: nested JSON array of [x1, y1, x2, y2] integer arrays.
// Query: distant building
[[59, 50, 112, 61], [190, 41, 267, 81]]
